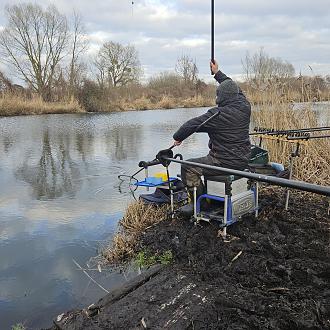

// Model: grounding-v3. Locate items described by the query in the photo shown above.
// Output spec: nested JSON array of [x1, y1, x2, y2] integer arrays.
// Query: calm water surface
[[0, 108, 210, 329], [0, 104, 329, 329]]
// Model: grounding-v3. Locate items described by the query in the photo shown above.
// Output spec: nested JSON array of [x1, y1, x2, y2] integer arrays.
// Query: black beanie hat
[[216, 79, 239, 105]]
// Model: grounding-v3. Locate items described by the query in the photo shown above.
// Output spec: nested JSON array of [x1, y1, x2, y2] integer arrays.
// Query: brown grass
[[181, 95, 214, 108], [131, 95, 154, 110], [252, 103, 330, 186], [0, 94, 84, 116], [101, 201, 169, 264], [155, 95, 177, 109]]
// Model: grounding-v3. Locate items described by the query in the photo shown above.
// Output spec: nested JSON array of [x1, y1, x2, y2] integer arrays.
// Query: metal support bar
[[164, 158, 330, 197]]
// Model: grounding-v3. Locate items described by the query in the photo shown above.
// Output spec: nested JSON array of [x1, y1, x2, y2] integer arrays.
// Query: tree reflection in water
[[15, 129, 81, 200]]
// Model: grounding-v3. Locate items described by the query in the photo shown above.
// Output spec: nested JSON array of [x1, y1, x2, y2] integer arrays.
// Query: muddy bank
[[52, 189, 330, 329]]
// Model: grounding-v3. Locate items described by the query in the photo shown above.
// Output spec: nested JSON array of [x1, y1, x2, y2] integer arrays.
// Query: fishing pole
[[287, 134, 330, 141], [251, 126, 330, 136], [211, 0, 215, 67]]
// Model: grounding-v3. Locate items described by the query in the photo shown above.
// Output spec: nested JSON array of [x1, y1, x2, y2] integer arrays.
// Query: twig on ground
[[228, 251, 243, 267]]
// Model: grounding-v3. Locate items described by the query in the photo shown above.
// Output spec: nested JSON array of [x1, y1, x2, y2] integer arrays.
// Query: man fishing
[[173, 59, 251, 209]]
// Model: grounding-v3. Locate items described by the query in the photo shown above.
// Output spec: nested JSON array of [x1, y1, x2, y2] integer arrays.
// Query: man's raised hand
[[210, 60, 219, 75]]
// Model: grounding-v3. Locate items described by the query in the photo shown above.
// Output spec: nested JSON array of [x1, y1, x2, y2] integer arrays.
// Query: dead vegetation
[[252, 101, 330, 186], [0, 94, 84, 116], [101, 202, 169, 264]]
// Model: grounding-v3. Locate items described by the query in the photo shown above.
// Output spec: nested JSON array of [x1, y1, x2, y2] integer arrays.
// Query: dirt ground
[[52, 188, 330, 330]]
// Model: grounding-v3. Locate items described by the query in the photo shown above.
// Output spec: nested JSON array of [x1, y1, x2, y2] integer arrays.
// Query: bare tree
[[94, 55, 107, 88], [175, 55, 198, 84], [94, 41, 142, 87], [242, 48, 295, 87], [68, 10, 88, 97], [0, 3, 68, 101]]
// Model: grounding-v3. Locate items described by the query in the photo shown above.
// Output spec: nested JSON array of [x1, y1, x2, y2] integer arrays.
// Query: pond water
[[0, 103, 329, 329]]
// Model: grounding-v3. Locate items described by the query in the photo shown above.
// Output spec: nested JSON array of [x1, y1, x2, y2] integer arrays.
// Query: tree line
[[0, 3, 329, 112]]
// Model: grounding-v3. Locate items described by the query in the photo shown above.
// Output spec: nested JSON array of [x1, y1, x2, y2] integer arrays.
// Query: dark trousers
[[181, 155, 225, 197]]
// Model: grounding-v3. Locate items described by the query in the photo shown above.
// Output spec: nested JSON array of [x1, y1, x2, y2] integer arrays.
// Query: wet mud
[[52, 188, 330, 329]]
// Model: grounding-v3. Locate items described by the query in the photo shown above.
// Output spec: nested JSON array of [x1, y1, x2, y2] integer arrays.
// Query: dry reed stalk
[[252, 103, 330, 186], [102, 201, 169, 264]]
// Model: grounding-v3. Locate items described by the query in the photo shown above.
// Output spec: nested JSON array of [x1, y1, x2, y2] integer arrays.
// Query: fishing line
[[118, 167, 144, 183]]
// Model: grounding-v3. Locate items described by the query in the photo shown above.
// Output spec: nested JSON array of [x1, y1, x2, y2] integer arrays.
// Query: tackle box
[[249, 145, 269, 165]]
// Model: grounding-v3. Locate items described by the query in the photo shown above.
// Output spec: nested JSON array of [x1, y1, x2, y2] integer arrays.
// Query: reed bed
[[181, 95, 214, 108], [101, 201, 169, 264], [252, 103, 330, 186], [0, 94, 84, 116]]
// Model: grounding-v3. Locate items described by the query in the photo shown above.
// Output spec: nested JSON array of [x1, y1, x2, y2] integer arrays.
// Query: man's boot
[[178, 184, 204, 219]]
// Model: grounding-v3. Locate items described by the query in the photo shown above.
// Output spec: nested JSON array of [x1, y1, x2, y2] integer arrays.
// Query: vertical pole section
[[166, 167, 174, 218], [223, 195, 228, 238], [285, 157, 294, 210], [255, 182, 259, 218], [211, 0, 215, 73], [285, 143, 300, 210], [194, 186, 198, 221], [145, 168, 149, 191]]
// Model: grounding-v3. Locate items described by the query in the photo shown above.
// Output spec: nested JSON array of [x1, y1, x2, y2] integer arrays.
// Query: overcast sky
[[0, 0, 329, 82]]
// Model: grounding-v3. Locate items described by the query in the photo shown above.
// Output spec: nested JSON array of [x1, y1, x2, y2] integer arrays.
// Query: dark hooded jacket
[[173, 70, 251, 170]]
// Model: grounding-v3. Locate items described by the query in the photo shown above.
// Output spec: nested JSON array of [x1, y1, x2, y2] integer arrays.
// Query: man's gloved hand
[[210, 60, 219, 75], [173, 140, 182, 146]]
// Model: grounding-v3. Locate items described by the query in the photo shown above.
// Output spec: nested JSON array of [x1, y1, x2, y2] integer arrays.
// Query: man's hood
[[216, 79, 240, 106]]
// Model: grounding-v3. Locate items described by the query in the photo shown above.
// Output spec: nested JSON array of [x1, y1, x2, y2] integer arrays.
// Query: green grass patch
[[12, 324, 25, 330], [135, 249, 173, 268]]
